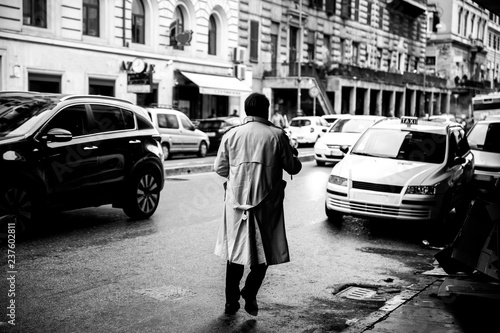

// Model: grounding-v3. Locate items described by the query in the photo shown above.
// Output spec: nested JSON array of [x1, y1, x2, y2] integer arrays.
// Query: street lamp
[[296, 0, 303, 116]]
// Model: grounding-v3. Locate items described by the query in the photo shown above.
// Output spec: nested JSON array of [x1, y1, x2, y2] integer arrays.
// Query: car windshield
[[468, 122, 500, 153], [290, 119, 311, 127], [329, 118, 377, 133], [0, 96, 55, 138], [352, 128, 447, 163]]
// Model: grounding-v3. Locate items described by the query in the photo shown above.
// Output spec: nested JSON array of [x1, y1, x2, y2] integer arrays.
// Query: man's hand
[[292, 147, 299, 157]]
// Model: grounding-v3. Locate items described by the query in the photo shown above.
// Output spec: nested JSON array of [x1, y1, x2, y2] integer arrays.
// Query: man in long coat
[[214, 93, 302, 316]]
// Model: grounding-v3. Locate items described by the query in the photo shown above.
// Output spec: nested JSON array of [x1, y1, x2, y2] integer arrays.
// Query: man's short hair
[[245, 93, 270, 118]]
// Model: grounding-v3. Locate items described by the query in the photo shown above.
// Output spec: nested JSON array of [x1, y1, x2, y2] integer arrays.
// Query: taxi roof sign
[[401, 116, 418, 126]]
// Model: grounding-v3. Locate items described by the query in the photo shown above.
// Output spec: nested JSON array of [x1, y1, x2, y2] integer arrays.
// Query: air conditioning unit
[[233, 47, 246, 63], [235, 64, 246, 80]]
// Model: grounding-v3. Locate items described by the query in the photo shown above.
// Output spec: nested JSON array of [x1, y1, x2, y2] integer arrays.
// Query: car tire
[[197, 141, 208, 157], [325, 204, 343, 225], [0, 180, 42, 238], [162, 143, 170, 160], [123, 167, 162, 220], [316, 160, 326, 166]]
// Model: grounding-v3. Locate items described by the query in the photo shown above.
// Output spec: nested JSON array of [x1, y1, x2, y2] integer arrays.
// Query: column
[[349, 87, 356, 114], [364, 88, 370, 115], [389, 90, 396, 117]]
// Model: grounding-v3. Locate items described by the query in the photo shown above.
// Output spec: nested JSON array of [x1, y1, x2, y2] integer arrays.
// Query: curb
[[164, 154, 316, 177], [343, 277, 440, 333]]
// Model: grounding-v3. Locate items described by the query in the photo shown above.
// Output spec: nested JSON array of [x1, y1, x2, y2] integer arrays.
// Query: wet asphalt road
[[0, 159, 443, 333]]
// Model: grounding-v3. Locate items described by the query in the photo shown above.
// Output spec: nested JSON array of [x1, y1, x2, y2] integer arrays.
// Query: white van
[[145, 107, 210, 160]]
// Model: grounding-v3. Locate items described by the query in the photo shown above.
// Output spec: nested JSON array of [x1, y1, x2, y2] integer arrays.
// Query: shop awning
[[181, 71, 253, 96]]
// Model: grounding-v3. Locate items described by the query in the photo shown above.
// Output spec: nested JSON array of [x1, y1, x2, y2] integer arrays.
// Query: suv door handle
[[129, 140, 141, 144], [83, 146, 98, 150]]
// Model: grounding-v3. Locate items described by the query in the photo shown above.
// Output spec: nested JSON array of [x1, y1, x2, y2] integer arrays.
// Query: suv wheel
[[197, 142, 208, 157], [123, 168, 162, 220], [162, 144, 170, 160], [0, 180, 41, 238]]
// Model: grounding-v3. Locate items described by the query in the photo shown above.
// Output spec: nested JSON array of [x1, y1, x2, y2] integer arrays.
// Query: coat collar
[[243, 116, 272, 126]]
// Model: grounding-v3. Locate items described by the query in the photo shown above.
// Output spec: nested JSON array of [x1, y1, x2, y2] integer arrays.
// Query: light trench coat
[[214, 116, 302, 266]]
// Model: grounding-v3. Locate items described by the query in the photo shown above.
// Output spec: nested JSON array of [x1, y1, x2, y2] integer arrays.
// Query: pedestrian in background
[[214, 92, 302, 316], [271, 110, 286, 128]]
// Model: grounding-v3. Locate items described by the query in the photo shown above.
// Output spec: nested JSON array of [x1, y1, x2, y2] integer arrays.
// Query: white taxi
[[325, 117, 474, 224]]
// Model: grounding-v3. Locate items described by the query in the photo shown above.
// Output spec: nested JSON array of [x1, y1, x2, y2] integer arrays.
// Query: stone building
[[0, 0, 252, 120]]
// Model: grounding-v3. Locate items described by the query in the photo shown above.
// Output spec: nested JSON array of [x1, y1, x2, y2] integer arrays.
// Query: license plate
[[352, 192, 396, 204], [475, 174, 493, 181], [206, 132, 216, 137]]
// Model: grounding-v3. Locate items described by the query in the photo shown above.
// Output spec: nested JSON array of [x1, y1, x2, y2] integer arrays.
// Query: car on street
[[325, 117, 474, 227], [314, 115, 386, 166], [427, 114, 458, 124], [145, 107, 210, 160], [196, 117, 241, 150], [0, 91, 165, 235], [466, 118, 500, 194], [322, 114, 342, 126], [288, 116, 329, 145]]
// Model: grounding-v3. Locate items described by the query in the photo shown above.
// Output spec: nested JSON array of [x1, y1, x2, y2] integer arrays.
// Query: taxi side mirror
[[340, 146, 349, 154]]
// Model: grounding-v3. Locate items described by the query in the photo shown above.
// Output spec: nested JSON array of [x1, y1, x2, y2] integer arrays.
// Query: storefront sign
[[123, 58, 155, 93], [199, 87, 242, 96]]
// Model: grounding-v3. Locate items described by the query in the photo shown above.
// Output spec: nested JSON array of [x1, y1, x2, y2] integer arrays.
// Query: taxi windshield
[[352, 128, 447, 163], [329, 118, 376, 133], [0, 97, 55, 138]]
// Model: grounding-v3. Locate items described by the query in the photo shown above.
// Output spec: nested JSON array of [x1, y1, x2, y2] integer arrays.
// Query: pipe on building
[[123, 0, 127, 47]]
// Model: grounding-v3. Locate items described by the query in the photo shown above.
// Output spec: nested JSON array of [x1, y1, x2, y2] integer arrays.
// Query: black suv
[[0, 92, 165, 236]]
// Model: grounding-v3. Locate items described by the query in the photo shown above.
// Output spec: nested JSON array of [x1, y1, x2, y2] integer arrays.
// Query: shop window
[[83, 0, 99, 37], [208, 15, 217, 55], [132, 0, 145, 44], [23, 0, 47, 28], [28, 73, 61, 93], [89, 78, 115, 97], [250, 20, 259, 62], [170, 6, 185, 50]]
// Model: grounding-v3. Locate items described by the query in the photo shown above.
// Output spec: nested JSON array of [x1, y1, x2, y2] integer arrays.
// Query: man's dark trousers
[[226, 261, 268, 304]]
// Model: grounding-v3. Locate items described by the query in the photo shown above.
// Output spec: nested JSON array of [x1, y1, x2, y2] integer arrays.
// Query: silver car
[[467, 118, 500, 194], [146, 107, 210, 160]]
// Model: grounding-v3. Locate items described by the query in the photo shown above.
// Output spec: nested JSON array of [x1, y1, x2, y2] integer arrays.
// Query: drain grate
[[336, 286, 386, 302]]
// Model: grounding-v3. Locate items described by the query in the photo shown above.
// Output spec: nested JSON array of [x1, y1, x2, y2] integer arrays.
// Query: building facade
[[0, 0, 252, 120]]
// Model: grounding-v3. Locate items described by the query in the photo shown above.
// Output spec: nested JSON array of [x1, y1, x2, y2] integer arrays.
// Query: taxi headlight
[[405, 185, 437, 195], [328, 175, 348, 186]]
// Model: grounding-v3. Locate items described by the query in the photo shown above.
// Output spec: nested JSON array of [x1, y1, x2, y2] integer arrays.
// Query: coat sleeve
[[214, 135, 229, 178], [279, 131, 302, 175]]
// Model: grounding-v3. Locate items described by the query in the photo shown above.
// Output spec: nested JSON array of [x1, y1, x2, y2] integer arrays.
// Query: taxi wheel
[[162, 144, 170, 160], [325, 205, 343, 225], [197, 142, 208, 157], [123, 167, 162, 220]]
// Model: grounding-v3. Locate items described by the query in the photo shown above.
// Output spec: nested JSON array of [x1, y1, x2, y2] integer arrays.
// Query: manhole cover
[[336, 287, 386, 302], [134, 285, 195, 301]]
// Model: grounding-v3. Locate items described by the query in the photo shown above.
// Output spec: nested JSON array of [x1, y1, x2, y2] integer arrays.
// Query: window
[[326, 0, 335, 16], [89, 78, 115, 97], [170, 6, 184, 50], [250, 20, 259, 62], [180, 115, 195, 130], [23, 0, 46, 28], [47, 105, 89, 137], [379, 5, 384, 30], [354, 0, 360, 21], [92, 105, 135, 132], [157, 114, 179, 129], [28, 73, 61, 93], [208, 15, 217, 55], [307, 32, 316, 62], [367, 2, 372, 26], [83, 0, 99, 36], [352, 42, 359, 66], [132, 0, 145, 44]]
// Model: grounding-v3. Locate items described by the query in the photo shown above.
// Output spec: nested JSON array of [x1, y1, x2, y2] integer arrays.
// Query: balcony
[[470, 38, 485, 53]]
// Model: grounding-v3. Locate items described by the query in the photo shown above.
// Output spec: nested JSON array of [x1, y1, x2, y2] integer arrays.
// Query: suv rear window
[[92, 105, 135, 132]]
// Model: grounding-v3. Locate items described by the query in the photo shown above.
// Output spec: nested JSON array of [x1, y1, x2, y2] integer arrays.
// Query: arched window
[[208, 15, 217, 55], [170, 6, 184, 50], [132, 0, 145, 44]]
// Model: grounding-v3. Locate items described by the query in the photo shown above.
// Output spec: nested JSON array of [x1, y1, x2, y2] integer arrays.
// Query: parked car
[[466, 118, 500, 195], [314, 115, 386, 166], [145, 107, 210, 160], [196, 117, 241, 150], [288, 116, 329, 145], [0, 91, 165, 236], [325, 117, 474, 227], [427, 114, 458, 124]]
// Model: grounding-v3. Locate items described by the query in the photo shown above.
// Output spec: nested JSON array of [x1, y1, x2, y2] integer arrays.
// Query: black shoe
[[241, 289, 258, 316], [224, 302, 240, 315]]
